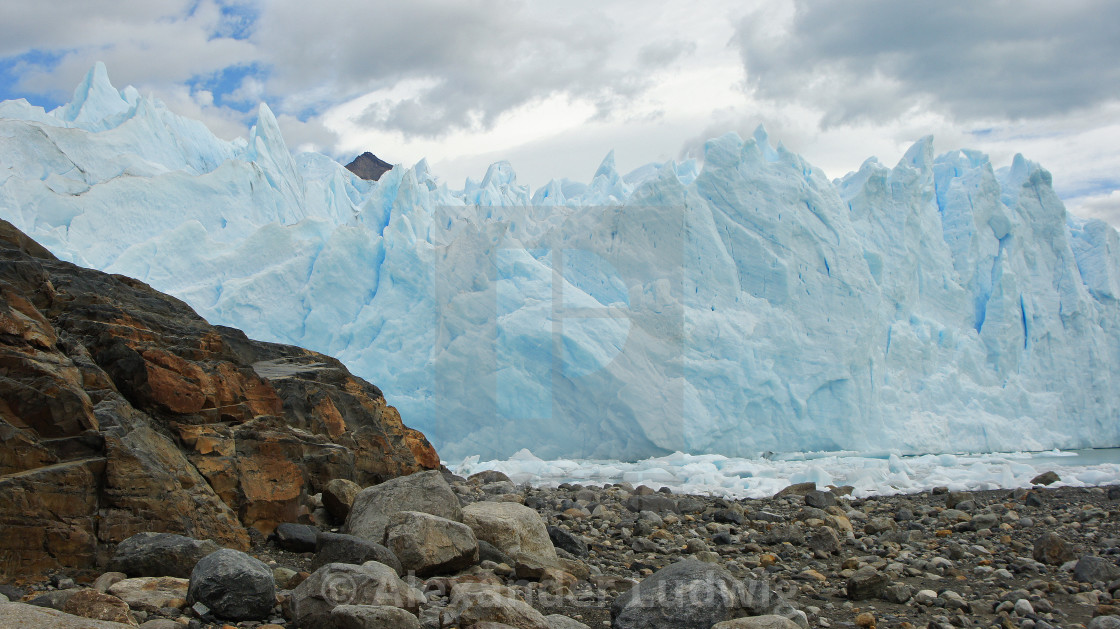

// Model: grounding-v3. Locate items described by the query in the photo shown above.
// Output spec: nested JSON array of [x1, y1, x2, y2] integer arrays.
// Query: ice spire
[[52, 62, 133, 131]]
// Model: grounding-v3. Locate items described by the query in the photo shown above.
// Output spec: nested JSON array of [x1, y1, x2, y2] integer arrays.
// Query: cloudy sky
[[2, 0, 1118, 224]]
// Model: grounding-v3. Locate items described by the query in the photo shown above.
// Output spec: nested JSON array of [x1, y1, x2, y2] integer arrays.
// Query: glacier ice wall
[[2, 63, 1119, 460]]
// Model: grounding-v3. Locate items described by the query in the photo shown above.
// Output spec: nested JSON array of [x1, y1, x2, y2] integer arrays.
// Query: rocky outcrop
[[0, 219, 438, 583], [344, 152, 393, 181]]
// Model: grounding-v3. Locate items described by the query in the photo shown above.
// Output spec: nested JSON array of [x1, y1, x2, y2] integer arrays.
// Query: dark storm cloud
[[256, 0, 663, 137], [734, 1, 1120, 125]]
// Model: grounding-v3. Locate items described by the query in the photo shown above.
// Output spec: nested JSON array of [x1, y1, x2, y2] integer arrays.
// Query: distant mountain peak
[[346, 151, 393, 181]]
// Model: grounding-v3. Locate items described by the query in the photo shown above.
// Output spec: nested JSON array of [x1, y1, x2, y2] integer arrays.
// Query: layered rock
[[0, 219, 438, 583]]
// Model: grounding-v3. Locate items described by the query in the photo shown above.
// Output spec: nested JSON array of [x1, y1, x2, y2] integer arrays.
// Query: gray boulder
[[803, 490, 837, 508], [462, 502, 558, 570], [712, 617, 802, 629], [289, 562, 424, 629], [448, 583, 550, 629], [344, 470, 462, 544], [312, 532, 402, 575], [807, 527, 840, 554], [186, 549, 275, 621], [273, 522, 319, 553], [610, 559, 794, 629], [846, 566, 889, 600], [1033, 532, 1076, 565], [546, 614, 592, 629], [108, 532, 219, 578], [323, 478, 363, 522], [1074, 555, 1120, 583], [478, 540, 514, 566], [468, 470, 512, 485], [0, 602, 138, 628], [624, 494, 679, 514], [548, 526, 589, 557], [384, 511, 479, 577], [1088, 617, 1120, 629], [330, 603, 421, 629]]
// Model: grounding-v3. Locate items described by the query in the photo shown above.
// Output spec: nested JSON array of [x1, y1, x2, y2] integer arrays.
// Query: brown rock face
[[0, 219, 439, 583]]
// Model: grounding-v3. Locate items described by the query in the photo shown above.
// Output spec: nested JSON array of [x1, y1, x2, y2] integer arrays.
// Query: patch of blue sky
[[214, 1, 259, 41], [0, 49, 69, 108], [1056, 177, 1120, 199], [187, 62, 270, 112]]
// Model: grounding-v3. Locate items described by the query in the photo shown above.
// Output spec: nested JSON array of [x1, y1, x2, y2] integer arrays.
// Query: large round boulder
[[108, 532, 219, 578], [311, 532, 403, 575], [462, 502, 557, 568], [610, 560, 796, 629], [384, 511, 479, 577], [186, 549, 276, 621], [289, 561, 424, 629], [344, 470, 462, 544]]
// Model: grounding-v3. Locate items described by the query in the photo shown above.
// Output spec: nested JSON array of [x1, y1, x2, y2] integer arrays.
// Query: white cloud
[[1, 0, 1118, 227]]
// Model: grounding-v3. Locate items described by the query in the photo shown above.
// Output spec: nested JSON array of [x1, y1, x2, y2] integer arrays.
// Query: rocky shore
[[2, 468, 1119, 629]]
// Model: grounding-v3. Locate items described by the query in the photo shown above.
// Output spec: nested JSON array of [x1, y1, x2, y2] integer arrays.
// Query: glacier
[[2, 63, 1119, 461]]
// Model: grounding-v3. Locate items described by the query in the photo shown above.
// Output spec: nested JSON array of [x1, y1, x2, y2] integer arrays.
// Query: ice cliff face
[[2, 63, 1118, 460]]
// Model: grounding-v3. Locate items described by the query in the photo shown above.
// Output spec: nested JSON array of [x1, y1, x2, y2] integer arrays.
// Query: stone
[[624, 494, 679, 514], [61, 589, 137, 626], [323, 478, 363, 521], [808, 526, 840, 554], [289, 562, 424, 629], [186, 549, 276, 621], [611, 559, 793, 629], [1030, 471, 1060, 486], [1074, 556, 1120, 583], [468, 470, 513, 485], [137, 621, 183, 629], [1088, 617, 1120, 629], [713, 509, 744, 525], [478, 540, 514, 566], [547, 526, 589, 557], [712, 617, 802, 629], [882, 583, 913, 604], [273, 566, 300, 589], [273, 522, 319, 553], [384, 511, 479, 577], [107, 577, 189, 613], [945, 491, 970, 509], [545, 614, 592, 629], [345, 470, 462, 544], [804, 490, 837, 508], [1033, 532, 1077, 565], [107, 532, 220, 578], [29, 589, 80, 610], [330, 603, 421, 629], [462, 502, 558, 569], [312, 532, 403, 575], [92, 572, 127, 593], [846, 566, 890, 600], [448, 583, 550, 629], [0, 602, 137, 628], [775, 482, 817, 497]]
